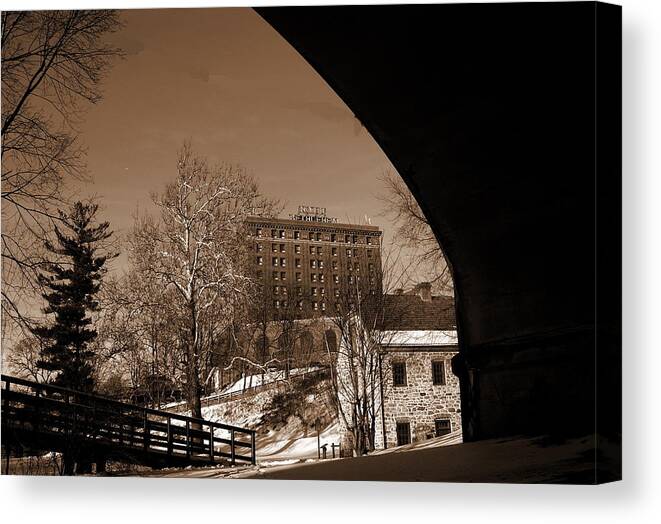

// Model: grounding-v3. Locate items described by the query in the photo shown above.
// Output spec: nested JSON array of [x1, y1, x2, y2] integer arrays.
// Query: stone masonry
[[374, 348, 461, 449]]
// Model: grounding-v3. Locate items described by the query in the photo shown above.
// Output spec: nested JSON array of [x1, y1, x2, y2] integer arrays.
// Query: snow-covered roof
[[379, 329, 458, 347]]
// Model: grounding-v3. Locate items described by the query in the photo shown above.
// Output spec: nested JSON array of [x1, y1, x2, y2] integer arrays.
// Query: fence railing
[[1, 374, 256, 466]]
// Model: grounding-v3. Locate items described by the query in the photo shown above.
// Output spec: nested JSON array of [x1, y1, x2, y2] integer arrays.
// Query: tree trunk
[[186, 299, 203, 420]]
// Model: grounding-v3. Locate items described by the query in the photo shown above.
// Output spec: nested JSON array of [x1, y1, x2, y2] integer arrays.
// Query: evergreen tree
[[33, 202, 114, 392]]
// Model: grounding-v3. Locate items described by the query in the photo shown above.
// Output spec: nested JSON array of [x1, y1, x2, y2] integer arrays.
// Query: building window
[[280, 272, 286, 281], [296, 272, 302, 282], [280, 243, 285, 253], [297, 287, 303, 296], [316, 232, 322, 241], [334, 275, 339, 284], [273, 285, 279, 294], [256, 243, 262, 252], [279, 230, 285, 239], [332, 247, 338, 257], [310, 246, 315, 255], [280, 258, 286, 267], [332, 260, 338, 270], [432, 361, 446, 385], [256, 228, 262, 238], [295, 258, 301, 268], [331, 233, 336, 242], [320, 287, 325, 296], [294, 231, 300, 240], [354, 262, 360, 272], [435, 419, 451, 437], [347, 248, 352, 257], [272, 271, 279, 281], [334, 289, 340, 298], [392, 362, 407, 386], [368, 263, 374, 272], [311, 273, 318, 283], [396, 422, 411, 446], [352, 234, 358, 243], [367, 249, 373, 258], [295, 245, 301, 254], [273, 300, 280, 309], [271, 243, 278, 252], [319, 274, 325, 283], [312, 301, 318, 311], [317, 246, 323, 255], [319, 260, 324, 269], [321, 302, 326, 311], [271, 229, 277, 238], [310, 260, 317, 269], [348, 275, 354, 284], [311, 287, 317, 296], [281, 287, 288, 295], [345, 234, 351, 243], [297, 300, 303, 309], [366, 236, 372, 245], [272, 257, 278, 266], [256, 256, 263, 265]]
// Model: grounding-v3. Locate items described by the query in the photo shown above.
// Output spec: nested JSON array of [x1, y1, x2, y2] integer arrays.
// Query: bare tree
[[326, 245, 408, 456], [2, 335, 53, 382], [1, 10, 123, 335], [98, 270, 185, 407], [379, 169, 454, 295], [127, 143, 277, 418]]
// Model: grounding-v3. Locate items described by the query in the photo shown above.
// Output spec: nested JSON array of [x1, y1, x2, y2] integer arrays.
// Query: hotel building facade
[[246, 209, 382, 318]]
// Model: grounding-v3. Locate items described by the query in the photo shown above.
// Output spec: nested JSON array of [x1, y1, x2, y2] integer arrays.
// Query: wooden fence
[[1, 374, 256, 469]]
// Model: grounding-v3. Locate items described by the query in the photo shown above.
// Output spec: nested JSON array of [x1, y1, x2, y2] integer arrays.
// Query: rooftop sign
[[288, 205, 339, 223]]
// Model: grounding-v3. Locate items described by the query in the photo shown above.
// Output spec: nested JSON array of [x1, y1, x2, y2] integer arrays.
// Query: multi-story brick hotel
[[247, 206, 382, 317]]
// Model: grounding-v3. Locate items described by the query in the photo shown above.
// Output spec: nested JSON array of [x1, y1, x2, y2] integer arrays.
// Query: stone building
[[336, 283, 461, 452]]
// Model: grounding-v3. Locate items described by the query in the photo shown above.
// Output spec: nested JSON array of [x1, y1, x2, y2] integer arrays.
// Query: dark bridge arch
[[256, 3, 621, 442]]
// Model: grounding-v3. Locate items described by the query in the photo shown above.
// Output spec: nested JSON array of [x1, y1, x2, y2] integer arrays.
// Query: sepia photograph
[[1, 2, 622, 485]]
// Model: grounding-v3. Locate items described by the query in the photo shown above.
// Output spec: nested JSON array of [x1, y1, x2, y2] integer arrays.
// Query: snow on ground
[[370, 430, 463, 455], [257, 420, 340, 462], [146, 434, 612, 483], [239, 434, 617, 483], [220, 366, 320, 395]]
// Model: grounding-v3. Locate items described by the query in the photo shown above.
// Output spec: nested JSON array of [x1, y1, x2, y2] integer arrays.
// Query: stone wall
[[374, 347, 462, 449]]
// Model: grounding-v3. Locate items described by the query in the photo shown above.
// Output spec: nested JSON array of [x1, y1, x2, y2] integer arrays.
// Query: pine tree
[[33, 202, 114, 392]]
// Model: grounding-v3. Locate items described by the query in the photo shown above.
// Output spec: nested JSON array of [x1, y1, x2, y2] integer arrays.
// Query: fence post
[[34, 387, 41, 432], [251, 431, 256, 466], [3, 379, 9, 413], [143, 411, 149, 452], [167, 417, 172, 456], [209, 425, 215, 462], [186, 420, 191, 459], [230, 429, 236, 465]]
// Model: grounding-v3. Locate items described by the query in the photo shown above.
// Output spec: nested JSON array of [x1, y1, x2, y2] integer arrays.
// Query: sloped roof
[[370, 294, 456, 331]]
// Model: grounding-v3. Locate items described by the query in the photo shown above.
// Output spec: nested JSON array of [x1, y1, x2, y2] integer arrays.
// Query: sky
[[75, 7, 398, 273]]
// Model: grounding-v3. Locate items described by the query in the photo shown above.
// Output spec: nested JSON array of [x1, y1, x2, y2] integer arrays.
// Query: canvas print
[[0, 2, 621, 483]]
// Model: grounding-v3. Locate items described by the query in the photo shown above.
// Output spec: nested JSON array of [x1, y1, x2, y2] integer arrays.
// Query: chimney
[[415, 282, 432, 302]]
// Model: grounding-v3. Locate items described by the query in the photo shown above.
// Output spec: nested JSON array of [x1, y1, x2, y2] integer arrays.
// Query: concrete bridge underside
[[256, 3, 621, 447]]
